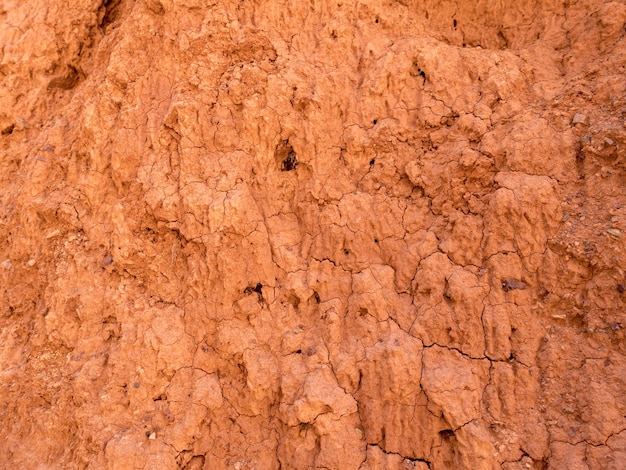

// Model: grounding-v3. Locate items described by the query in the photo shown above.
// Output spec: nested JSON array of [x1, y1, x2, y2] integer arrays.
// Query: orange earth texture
[[1, 0, 626, 469]]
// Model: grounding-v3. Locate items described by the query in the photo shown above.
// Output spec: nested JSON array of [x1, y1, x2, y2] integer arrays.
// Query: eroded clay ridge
[[1, 0, 625, 468]]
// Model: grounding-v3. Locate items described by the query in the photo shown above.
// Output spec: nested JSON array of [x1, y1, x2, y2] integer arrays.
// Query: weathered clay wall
[[1, 0, 625, 468]]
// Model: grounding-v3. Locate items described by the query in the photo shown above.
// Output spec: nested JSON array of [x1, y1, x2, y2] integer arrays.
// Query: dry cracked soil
[[1, 0, 626, 469]]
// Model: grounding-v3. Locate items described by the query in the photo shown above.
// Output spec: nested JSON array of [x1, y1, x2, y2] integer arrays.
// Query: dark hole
[[281, 146, 298, 171], [419, 70, 426, 79], [439, 429, 455, 440], [47, 66, 82, 91], [244, 283, 264, 301], [617, 284, 625, 293], [369, 158, 375, 165], [509, 353, 516, 360], [313, 291, 321, 303], [296, 349, 302, 354], [374, 238, 379, 243], [244, 283, 262, 294], [282, 153, 297, 171], [375, 17, 379, 23], [453, 19, 457, 28], [145, 431, 151, 437], [100, 0, 123, 30], [462, 43, 466, 47], [343, 248, 349, 255], [372, 119, 377, 125], [1, 124, 14, 135]]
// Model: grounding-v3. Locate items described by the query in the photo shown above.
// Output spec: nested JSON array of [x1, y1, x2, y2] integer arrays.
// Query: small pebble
[[606, 228, 622, 238], [148, 432, 156, 440], [604, 137, 615, 146], [617, 284, 625, 293], [572, 113, 586, 124], [27, 259, 36, 266], [45, 229, 61, 239], [1, 260, 12, 269], [102, 255, 114, 266], [502, 279, 527, 291]]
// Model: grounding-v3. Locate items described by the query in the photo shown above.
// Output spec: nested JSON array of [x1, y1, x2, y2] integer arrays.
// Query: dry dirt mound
[[1, 0, 626, 468]]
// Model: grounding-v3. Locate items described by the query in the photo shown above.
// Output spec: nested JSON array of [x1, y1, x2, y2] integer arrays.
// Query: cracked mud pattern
[[1, 0, 626, 468]]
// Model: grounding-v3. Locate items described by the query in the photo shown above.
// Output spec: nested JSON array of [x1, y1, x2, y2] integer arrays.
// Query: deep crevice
[[100, 0, 124, 31]]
